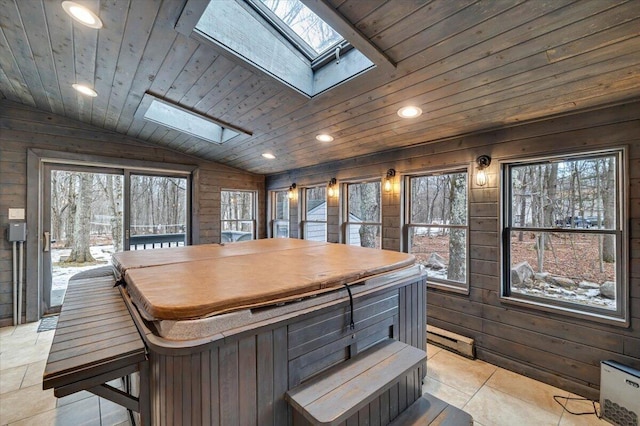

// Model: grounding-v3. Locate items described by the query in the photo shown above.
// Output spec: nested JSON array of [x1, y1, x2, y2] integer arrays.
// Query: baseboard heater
[[426, 325, 475, 359], [600, 360, 639, 426]]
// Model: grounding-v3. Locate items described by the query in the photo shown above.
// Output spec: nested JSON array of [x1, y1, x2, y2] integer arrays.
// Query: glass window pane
[[348, 182, 380, 222], [346, 224, 381, 249], [305, 222, 327, 241], [258, 0, 343, 55], [274, 221, 289, 238], [275, 191, 289, 220], [221, 191, 254, 220], [130, 175, 187, 249], [409, 226, 466, 283], [509, 230, 616, 310], [410, 173, 466, 225], [510, 155, 617, 229], [305, 187, 326, 219]]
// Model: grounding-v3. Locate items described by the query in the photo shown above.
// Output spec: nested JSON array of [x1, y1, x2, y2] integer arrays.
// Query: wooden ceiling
[[1, 0, 639, 174]]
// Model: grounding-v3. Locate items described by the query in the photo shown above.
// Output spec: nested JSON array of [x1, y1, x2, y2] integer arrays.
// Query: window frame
[[343, 178, 383, 249], [301, 184, 328, 242], [270, 189, 290, 238], [404, 168, 470, 293], [244, 0, 345, 63], [500, 148, 628, 325], [220, 189, 257, 242]]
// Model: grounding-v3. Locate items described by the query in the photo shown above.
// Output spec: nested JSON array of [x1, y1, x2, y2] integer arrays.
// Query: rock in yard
[[600, 281, 616, 299], [534, 272, 549, 281], [426, 253, 446, 270], [511, 261, 534, 286], [548, 275, 576, 289], [579, 281, 600, 290]]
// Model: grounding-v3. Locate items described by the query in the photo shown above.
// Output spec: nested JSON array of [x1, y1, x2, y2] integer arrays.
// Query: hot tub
[[114, 239, 427, 425]]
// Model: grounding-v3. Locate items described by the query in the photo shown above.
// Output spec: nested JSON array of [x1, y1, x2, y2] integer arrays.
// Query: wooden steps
[[285, 339, 427, 426], [390, 393, 473, 425]]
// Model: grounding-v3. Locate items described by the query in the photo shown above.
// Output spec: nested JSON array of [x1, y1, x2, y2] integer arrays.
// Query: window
[[405, 171, 469, 291], [271, 190, 290, 238], [248, 0, 343, 61], [221, 190, 256, 242], [503, 149, 627, 323], [302, 186, 327, 241], [344, 180, 381, 249], [180, 0, 377, 97]]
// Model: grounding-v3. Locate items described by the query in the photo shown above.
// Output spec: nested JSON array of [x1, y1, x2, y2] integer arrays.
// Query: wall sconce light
[[288, 183, 296, 199], [475, 155, 491, 187], [327, 178, 337, 198], [384, 169, 396, 192]]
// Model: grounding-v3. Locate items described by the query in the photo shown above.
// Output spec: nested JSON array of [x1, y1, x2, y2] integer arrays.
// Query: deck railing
[[130, 233, 186, 250]]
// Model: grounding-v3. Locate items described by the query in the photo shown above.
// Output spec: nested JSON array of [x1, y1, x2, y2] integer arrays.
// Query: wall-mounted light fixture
[[327, 178, 337, 198], [288, 183, 297, 199], [475, 155, 491, 187], [384, 169, 396, 192]]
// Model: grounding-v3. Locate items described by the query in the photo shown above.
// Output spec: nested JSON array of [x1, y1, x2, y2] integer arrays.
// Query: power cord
[[553, 395, 602, 418]]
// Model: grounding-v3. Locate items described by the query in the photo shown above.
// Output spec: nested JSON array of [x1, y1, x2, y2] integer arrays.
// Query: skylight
[[251, 0, 343, 59], [176, 0, 387, 98], [140, 95, 243, 144]]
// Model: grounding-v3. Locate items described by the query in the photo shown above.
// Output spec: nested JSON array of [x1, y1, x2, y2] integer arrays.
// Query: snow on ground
[[51, 245, 115, 291]]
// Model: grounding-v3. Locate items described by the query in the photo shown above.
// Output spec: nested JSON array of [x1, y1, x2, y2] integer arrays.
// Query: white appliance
[[600, 360, 640, 426]]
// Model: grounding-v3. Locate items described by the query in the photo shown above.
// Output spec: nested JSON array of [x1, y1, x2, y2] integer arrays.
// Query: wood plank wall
[[0, 100, 264, 324], [266, 100, 640, 400]]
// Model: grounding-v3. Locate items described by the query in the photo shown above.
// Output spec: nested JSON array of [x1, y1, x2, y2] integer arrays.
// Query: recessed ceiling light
[[262, 153, 276, 159], [62, 1, 103, 29], [397, 106, 422, 118], [316, 134, 334, 142], [72, 84, 98, 97]]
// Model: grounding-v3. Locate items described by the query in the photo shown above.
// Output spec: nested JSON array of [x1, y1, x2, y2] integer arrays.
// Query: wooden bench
[[43, 273, 149, 425], [285, 339, 427, 426]]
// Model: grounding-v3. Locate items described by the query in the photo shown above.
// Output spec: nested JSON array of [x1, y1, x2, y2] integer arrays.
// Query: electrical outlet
[[8, 209, 25, 220]]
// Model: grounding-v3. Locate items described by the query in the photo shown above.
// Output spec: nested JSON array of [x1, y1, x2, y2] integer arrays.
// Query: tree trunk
[[447, 173, 466, 282], [357, 183, 379, 248], [65, 174, 77, 249], [602, 157, 616, 262], [67, 173, 95, 263], [103, 174, 123, 252]]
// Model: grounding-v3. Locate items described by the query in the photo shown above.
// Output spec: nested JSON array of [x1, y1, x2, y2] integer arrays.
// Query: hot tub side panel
[[145, 275, 426, 425]]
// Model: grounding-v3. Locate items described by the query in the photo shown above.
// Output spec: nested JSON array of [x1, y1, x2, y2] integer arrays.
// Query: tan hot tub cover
[[112, 239, 415, 321]]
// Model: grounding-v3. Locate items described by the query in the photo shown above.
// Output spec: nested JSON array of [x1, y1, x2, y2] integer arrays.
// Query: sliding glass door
[[42, 165, 190, 313]]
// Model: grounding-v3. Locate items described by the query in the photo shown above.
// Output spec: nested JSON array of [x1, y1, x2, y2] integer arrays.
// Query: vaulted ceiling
[[1, 0, 639, 174]]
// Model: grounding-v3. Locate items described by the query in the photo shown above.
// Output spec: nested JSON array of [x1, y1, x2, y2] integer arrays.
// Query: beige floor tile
[[0, 365, 27, 394], [0, 384, 57, 424], [485, 367, 570, 416], [464, 385, 560, 426], [0, 326, 16, 338], [57, 390, 95, 407], [9, 393, 101, 426], [99, 397, 131, 426], [35, 330, 55, 345], [426, 343, 442, 359], [427, 350, 497, 395], [0, 341, 52, 371], [8, 323, 40, 338], [0, 334, 39, 352], [559, 395, 607, 426], [21, 361, 47, 389], [423, 376, 472, 410]]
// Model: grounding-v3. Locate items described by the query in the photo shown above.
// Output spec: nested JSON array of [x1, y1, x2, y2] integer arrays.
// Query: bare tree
[[447, 173, 466, 281], [602, 157, 616, 262], [66, 173, 95, 263]]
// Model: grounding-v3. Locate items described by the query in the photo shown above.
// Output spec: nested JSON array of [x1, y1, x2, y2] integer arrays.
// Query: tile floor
[[0, 321, 609, 425]]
